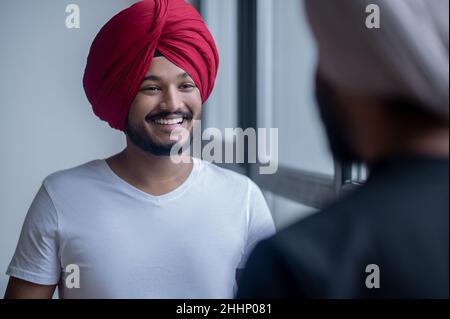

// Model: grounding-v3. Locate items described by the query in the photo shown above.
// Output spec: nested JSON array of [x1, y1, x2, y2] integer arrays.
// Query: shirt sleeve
[[6, 182, 62, 285], [238, 179, 276, 269]]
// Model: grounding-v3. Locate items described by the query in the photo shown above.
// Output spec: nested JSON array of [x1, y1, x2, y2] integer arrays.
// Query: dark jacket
[[237, 155, 449, 298]]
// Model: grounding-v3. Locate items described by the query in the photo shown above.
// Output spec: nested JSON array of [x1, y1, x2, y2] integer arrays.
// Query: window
[[200, 0, 368, 229]]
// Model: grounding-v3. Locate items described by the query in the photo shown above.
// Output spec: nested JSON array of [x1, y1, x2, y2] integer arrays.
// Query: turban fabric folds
[[83, 0, 219, 131], [305, 0, 449, 119]]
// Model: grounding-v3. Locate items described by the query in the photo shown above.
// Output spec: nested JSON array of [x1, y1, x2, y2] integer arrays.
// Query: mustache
[[145, 110, 194, 121]]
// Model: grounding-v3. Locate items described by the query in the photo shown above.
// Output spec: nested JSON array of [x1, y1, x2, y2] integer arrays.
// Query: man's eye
[[143, 86, 161, 92], [180, 83, 195, 90]]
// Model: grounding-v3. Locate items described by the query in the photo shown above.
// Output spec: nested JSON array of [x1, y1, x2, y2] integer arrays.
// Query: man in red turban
[[83, 0, 219, 131], [5, 0, 275, 299]]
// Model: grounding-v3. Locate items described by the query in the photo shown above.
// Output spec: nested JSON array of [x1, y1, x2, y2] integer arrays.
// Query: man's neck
[[366, 126, 449, 164], [106, 142, 193, 196], [401, 126, 449, 159]]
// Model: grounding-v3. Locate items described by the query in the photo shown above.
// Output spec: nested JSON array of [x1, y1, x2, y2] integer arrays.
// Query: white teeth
[[154, 118, 183, 125]]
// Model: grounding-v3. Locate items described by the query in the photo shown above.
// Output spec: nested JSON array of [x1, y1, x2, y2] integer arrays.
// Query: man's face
[[125, 57, 202, 156]]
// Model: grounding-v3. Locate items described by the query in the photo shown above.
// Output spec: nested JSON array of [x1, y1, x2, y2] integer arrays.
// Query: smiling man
[[5, 0, 275, 299]]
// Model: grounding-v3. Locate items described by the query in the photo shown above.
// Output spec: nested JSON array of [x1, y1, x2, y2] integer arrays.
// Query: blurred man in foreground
[[238, 0, 449, 298]]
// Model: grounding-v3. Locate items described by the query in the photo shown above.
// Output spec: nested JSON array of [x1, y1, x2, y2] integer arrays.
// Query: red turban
[[83, 0, 219, 131]]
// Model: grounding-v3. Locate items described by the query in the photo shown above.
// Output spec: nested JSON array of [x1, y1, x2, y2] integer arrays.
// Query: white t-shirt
[[6, 158, 275, 299]]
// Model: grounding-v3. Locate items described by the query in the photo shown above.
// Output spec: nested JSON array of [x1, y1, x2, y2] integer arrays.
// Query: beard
[[124, 115, 194, 157], [125, 120, 192, 156], [315, 72, 362, 165]]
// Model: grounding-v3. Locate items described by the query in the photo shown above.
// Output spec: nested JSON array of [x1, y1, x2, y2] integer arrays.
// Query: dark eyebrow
[[142, 75, 161, 82], [142, 72, 190, 82]]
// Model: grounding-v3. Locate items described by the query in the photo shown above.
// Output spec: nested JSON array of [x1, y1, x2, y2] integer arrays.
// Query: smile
[[153, 117, 184, 125]]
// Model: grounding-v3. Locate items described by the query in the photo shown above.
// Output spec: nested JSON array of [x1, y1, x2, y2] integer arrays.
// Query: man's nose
[[160, 87, 182, 112]]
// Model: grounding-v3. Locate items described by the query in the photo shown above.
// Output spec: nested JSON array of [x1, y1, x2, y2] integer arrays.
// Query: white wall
[[0, 0, 137, 297]]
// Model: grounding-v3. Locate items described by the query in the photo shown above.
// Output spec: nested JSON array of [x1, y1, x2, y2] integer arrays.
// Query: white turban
[[305, 0, 449, 119]]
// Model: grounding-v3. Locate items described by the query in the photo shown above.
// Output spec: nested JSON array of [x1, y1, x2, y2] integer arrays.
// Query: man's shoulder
[[257, 190, 374, 271], [272, 190, 371, 248], [240, 193, 374, 297], [197, 159, 253, 188], [43, 159, 104, 193]]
